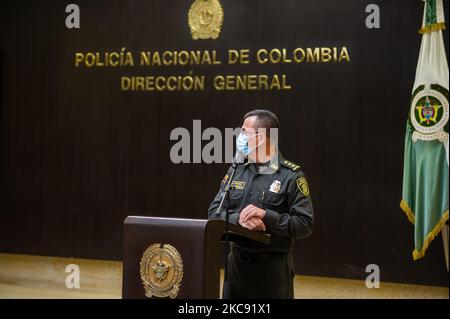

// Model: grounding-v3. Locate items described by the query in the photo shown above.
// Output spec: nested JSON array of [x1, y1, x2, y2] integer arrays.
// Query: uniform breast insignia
[[296, 177, 310, 197], [188, 0, 224, 40], [410, 84, 449, 142], [140, 243, 184, 298], [269, 180, 281, 193], [230, 180, 246, 190]]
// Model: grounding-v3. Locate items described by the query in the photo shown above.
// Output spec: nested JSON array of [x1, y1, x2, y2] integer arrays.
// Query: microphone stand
[[215, 157, 239, 299]]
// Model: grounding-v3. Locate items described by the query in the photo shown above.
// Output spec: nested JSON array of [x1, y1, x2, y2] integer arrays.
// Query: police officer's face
[[242, 116, 267, 161]]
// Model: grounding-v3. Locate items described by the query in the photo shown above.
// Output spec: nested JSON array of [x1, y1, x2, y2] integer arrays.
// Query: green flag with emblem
[[400, 0, 449, 260]]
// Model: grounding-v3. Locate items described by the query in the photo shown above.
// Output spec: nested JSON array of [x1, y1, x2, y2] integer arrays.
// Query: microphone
[[233, 149, 246, 164], [217, 151, 244, 215], [221, 149, 245, 299]]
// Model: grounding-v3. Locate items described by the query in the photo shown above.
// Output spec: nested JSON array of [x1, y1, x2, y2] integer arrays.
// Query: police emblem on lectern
[[188, 0, 224, 40], [140, 243, 184, 298]]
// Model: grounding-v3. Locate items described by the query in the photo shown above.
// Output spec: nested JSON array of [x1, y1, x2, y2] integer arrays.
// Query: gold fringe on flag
[[419, 22, 446, 34], [400, 199, 416, 224], [413, 210, 449, 260]]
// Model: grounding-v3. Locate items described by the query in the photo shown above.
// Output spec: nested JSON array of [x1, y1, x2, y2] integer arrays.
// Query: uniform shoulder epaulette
[[281, 159, 301, 171]]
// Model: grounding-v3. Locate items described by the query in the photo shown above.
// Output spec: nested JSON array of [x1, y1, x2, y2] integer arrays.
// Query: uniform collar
[[244, 152, 282, 174]]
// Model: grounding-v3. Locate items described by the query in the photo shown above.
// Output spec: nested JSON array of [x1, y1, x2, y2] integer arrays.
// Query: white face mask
[[236, 132, 264, 157]]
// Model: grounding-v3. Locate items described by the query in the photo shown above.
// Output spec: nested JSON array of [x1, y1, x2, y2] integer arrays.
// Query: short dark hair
[[243, 109, 279, 143], [243, 109, 279, 130]]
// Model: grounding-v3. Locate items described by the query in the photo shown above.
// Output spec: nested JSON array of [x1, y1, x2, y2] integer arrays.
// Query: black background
[[0, 0, 448, 286]]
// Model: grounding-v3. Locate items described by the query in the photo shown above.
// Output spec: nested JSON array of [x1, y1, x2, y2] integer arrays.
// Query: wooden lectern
[[122, 216, 270, 299]]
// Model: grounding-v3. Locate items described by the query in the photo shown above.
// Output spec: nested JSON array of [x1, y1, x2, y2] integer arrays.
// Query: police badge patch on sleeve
[[296, 177, 310, 197]]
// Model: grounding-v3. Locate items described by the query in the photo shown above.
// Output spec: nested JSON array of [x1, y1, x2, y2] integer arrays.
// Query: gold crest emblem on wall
[[140, 243, 184, 298], [188, 0, 224, 40]]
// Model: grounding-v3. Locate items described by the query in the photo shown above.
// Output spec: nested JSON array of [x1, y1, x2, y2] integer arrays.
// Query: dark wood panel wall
[[0, 0, 448, 286]]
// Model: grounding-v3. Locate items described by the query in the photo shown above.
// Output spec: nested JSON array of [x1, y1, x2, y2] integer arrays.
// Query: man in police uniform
[[208, 109, 314, 299]]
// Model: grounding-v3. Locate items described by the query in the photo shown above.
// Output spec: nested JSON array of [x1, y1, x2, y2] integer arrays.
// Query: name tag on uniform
[[231, 181, 246, 190]]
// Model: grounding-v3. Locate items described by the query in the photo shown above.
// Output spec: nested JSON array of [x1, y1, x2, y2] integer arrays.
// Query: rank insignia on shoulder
[[296, 177, 310, 197], [282, 160, 301, 171]]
